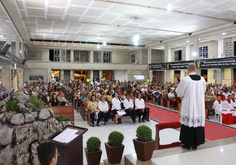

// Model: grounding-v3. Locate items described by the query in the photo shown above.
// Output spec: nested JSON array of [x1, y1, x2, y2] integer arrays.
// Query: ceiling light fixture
[[186, 40, 189, 43], [198, 38, 201, 40], [103, 41, 106, 46], [193, 52, 197, 56], [133, 34, 139, 46], [167, 4, 172, 11], [222, 32, 226, 35], [97, 44, 100, 49]]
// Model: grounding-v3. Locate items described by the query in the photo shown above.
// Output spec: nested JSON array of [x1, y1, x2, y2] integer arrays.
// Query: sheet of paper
[[117, 110, 126, 116], [53, 128, 79, 143]]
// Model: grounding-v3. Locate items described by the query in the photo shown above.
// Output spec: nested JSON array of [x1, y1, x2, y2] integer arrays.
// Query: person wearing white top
[[214, 95, 230, 114], [124, 93, 136, 123], [231, 94, 236, 108], [135, 93, 147, 123], [176, 63, 206, 149], [98, 96, 111, 125], [111, 93, 124, 124]]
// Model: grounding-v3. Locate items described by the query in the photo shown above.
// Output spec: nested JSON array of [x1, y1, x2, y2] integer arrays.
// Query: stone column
[[89, 51, 94, 63], [90, 70, 93, 82], [70, 70, 74, 81], [193, 36, 199, 60], [164, 43, 170, 83], [215, 69, 221, 84], [218, 39, 224, 58], [70, 50, 74, 62], [99, 70, 103, 81], [60, 70, 64, 81], [207, 69, 215, 84], [2, 66, 11, 93]]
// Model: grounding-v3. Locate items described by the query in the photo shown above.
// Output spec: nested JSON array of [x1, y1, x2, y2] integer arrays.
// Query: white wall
[[27, 48, 49, 61], [151, 49, 164, 63], [113, 70, 126, 82], [111, 51, 129, 64]]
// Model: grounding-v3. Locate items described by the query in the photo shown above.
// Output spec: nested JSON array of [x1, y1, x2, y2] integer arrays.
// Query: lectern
[[49, 125, 88, 165]]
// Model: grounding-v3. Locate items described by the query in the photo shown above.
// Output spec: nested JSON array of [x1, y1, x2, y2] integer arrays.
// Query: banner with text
[[149, 63, 166, 70], [166, 60, 194, 70], [196, 57, 236, 69]]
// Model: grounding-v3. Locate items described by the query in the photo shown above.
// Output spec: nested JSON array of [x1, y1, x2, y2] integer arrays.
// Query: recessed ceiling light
[[193, 52, 197, 56], [103, 41, 106, 46], [222, 32, 226, 35], [167, 4, 172, 11], [97, 44, 100, 49], [186, 40, 189, 43]]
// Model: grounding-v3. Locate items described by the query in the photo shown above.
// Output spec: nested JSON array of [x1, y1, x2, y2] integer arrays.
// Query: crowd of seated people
[[1, 78, 236, 125]]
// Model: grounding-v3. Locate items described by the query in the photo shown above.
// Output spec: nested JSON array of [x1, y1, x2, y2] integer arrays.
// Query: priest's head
[[187, 63, 196, 74]]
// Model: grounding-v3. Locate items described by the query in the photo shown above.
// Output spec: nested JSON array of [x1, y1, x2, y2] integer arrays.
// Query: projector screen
[[134, 75, 144, 80]]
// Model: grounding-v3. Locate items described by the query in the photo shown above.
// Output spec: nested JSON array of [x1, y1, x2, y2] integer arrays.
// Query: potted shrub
[[133, 125, 156, 161], [105, 131, 124, 164], [85, 137, 102, 165]]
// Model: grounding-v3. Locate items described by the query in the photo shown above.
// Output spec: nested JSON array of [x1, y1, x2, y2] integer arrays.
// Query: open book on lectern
[[53, 128, 79, 143]]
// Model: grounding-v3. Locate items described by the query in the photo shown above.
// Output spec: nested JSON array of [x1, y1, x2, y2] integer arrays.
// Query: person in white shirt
[[223, 94, 236, 116], [231, 94, 236, 108], [111, 93, 124, 124], [135, 93, 147, 123], [98, 96, 110, 125], [168, 89, 176, 109], [214, 95, 229, 114], [124, 93, 136, 124]]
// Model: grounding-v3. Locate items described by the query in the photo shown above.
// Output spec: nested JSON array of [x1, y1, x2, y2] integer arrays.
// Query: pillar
[[99, 70, 102, 81], [70, 50, 74, 62], [2, 66, 11, 93], [89, 51, 94, 63], [61, 70, 64, 81], [138, 50, 142, 64], [48, 68, 52, 83], [218, 39, 224, 58], [70, 70, 74, 81], [15, 35, 20, 58], [207, 69, 215, 84], [170, 70, 175, 83], [215, 69, 222, 84], [90, 70, 93, 82], [147, 48, 152, 81], [180, 70, 186, 80], [164, 43, 170, 83], [6, 22, 11, 53], [185, 45, 190, 60], [193, 36, 199, 60], [222, 69, 231, 86]]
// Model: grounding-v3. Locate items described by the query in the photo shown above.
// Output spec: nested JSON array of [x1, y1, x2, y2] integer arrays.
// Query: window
[[74, 51, 89, 62], [94, 51, 110, 63], [131, 54, 135, 63], [49, 49, 67, 62], [199, 46, 208, 58], [225, 42, 233, 57], [174, 50, 182, 61], [234, 41, 236, 56]]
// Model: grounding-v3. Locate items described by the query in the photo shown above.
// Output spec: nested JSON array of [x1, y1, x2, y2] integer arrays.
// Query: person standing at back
[[176, 63, 206, 149]]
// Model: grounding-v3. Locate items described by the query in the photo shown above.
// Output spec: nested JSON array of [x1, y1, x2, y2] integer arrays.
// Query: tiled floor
[[152, 143, 236, 165], [73, 110, 180, 164], [73, 104, 236, 165]]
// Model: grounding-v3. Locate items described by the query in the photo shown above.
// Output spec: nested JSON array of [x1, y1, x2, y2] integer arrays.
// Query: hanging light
[[193, 52, 197, 56], [167, 4, 172, 11], [134, 41, 138, 46], [103, 41, 106, 46], [97, 44, 100, 49]]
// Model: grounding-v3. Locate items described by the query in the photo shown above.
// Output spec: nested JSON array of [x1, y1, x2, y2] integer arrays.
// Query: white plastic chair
[[214, 110, 222, 124]]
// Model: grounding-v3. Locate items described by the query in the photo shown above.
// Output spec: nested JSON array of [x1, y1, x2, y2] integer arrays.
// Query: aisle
[[146, 104, 236, 141]]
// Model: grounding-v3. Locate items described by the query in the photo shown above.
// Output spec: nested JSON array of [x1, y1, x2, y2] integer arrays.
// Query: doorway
[[201, 70, 208, 82]]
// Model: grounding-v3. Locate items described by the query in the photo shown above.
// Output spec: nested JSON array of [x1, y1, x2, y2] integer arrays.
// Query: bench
[[49, 105, 74, 125], [205, 100, 214, 119], [155, 121, 181, 150]]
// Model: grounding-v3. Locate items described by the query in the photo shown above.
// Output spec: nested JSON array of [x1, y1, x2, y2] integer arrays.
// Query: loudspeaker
[[0, 43, 11, 55]]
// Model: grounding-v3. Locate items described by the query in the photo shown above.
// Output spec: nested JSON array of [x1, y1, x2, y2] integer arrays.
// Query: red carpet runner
[[146, 104, 236, 141]]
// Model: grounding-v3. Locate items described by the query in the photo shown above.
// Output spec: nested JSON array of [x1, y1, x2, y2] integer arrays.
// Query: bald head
[[188, 63, 196, 74]]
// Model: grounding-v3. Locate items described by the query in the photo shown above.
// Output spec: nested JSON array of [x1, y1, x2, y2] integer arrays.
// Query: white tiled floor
[[152, 143, 236, 165], [73, 110, 180, 164]]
